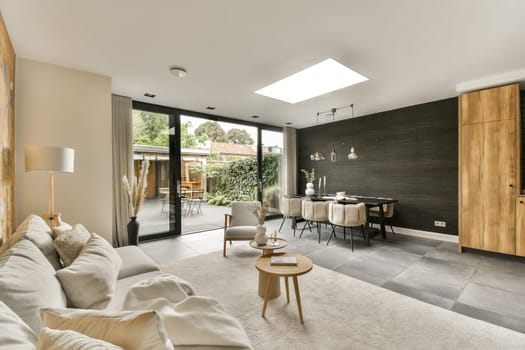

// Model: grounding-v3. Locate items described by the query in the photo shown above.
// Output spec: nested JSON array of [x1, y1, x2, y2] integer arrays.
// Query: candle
[[319, 178, 322, 193], [324, 176, 327, 194]]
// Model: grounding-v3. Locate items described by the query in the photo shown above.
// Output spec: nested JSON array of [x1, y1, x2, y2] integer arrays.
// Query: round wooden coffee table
[[255, 253, 313, 324], [249, 238, 288, 299]]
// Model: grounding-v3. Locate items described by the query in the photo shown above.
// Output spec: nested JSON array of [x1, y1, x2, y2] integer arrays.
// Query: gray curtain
[[111, 95, 133, 247], [282, 127, 297, 196]]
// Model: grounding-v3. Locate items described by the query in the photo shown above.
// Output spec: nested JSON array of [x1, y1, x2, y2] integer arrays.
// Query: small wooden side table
[[249, 238, 288, 299], [255, 253, 313, 324]]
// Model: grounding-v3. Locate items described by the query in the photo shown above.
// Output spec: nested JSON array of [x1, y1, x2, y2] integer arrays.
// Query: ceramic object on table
[[335, 191, 346, 201], [305, 182, 315, 196], [255, 224, 268, 245]]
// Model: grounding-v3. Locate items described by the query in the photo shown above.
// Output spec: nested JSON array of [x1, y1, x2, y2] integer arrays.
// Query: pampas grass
[[122, 160, 150, 217], [251, 203, 268, 225]]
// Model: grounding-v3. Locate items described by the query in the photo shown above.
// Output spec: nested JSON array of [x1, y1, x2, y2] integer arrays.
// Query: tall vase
[[305, 182, 315, 196], [127, 216, 140, 246], [255, 224, 268, 246]]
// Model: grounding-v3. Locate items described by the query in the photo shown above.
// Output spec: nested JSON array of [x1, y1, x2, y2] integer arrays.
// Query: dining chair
[[300, 200, 328, 243], [223, 201, 260, 257], [279, 197, 303, 236], [368, 198, 395, 235], [328, 202, 367, 251]]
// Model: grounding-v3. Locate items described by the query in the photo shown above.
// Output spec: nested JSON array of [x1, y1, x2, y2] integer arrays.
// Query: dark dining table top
[[285, 194, 398, 207]]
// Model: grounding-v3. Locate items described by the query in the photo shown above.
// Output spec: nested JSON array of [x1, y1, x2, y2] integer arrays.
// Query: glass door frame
[[133, 100, 282, 241]]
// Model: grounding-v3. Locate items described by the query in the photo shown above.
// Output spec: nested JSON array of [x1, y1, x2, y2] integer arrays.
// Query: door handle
[[520, 201, 524, 204], [509, 184, 514, 188]]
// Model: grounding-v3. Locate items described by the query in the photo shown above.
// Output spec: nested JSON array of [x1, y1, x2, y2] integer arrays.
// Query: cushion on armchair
[[225, 226, 257, 239], [0, 239, 67, 332]]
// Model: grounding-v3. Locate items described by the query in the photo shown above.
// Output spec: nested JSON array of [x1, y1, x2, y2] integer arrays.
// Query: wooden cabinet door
[[516, 197, 525, 256], [460, 84, 519, 125], [460, 123, 484, 249], [482, 119, 516, 254]]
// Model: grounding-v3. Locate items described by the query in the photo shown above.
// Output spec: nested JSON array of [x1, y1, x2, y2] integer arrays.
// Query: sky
[[181, 115, 283, 148]]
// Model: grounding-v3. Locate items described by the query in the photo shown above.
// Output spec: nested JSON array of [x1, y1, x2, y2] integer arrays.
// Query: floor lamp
[[25, 146, 75, 227]]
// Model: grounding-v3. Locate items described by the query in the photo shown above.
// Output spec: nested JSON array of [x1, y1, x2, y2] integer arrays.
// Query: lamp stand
[[42, 173, 62, 227]]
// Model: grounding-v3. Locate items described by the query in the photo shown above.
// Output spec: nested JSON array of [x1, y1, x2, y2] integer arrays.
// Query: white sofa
[[0, 215, 251, 349]]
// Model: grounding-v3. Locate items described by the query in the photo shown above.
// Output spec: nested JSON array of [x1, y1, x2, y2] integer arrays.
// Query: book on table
[[270, 256, 297, 266]]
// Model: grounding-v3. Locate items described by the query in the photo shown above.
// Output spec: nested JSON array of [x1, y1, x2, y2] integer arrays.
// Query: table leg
[[379, 205, 386, 239], [262, 275, 273, 318], [284, 277, 290, 303], [292, 276, 304, 324], [258, 271, 280, 299]]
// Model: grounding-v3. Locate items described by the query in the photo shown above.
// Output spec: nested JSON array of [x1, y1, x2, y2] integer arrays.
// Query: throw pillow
[[0, 301, 37, 349], [0, 214, 62, 270], [52, 222, 73, 238], [41, 308, 173, 350], [56, 233, 123, 309], [0, 240, 67, 332], [38, 327, 124, 350], [53, 224, 91, 266]]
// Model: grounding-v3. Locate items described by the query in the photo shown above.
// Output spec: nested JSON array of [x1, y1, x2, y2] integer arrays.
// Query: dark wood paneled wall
[[298, 98, 458, 235]]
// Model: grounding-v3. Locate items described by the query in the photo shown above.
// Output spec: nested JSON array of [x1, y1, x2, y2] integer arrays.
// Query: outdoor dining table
[[284, 194, 398, 240]]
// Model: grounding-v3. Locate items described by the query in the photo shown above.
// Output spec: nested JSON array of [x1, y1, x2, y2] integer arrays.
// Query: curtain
[[111, 95, 133, 247], [282, 127, 297, 196]]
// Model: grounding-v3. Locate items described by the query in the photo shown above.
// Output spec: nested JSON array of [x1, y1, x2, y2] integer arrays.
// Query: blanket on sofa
[[123, 274, 252, 350]]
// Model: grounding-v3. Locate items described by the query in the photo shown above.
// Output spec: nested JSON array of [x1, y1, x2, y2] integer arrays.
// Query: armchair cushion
[[225, 226, 257, 239], [230, 201, 260, 227]]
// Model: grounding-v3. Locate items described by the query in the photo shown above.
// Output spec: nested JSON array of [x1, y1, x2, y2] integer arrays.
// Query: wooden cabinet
[[516, 196, 525, 256], [459, 83, 521, 255]]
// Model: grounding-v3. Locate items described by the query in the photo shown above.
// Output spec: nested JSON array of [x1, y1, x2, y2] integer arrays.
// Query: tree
[[194, 121, 227, 142], [226, 128, 254, 145], [181, 121, 208, 148], [133, 111, 169, 146]]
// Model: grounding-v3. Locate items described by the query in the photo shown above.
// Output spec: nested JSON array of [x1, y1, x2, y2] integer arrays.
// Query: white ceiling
[[2, 0, 525, 128]]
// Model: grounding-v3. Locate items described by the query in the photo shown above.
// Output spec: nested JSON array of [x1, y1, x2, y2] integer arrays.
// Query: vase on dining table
[[255, 224, 268, 246], [305, 182, 315, 196]]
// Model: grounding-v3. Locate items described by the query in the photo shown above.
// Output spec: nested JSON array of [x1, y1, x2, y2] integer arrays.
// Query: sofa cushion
[[38, 327, 124, 350], [115, 246, 160, 280], [56, 233, 122, 309], [0, 239, 67, 332], [0, 301, 37, 349], [52, 222, 73, 238], [53, 224, 91, 266], [41, 308, 173, 350], [106, 270, 164, 310], [225, 225, 257, 239], [0, 214, 62, 270]]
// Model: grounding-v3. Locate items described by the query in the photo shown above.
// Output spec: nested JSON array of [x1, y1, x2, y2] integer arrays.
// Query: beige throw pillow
[[0, 301, 37, 349], [53, 224, 91, 266], [56, 233, 122, 309], [38, 327, 124, 350], [40, 309, 173, 350]]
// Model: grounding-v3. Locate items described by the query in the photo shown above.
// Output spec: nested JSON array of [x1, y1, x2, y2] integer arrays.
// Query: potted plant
[[300, 168, 316, 196], [122, 160, 150, 245], [252, 204, 269, 245]]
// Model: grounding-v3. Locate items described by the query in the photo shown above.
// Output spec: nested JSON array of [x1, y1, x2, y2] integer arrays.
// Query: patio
[[137, 197, 230, 236]]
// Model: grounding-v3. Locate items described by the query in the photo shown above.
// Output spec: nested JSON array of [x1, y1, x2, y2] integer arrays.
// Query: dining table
[[284, 194, 398, 241]]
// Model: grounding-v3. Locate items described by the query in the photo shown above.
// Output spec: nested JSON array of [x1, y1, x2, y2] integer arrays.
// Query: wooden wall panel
[[0, 12, 15, 242], [516, 196, 525, 256], [298, 98, 458, 235]]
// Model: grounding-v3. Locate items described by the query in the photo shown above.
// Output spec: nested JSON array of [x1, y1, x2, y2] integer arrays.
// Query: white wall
[[15, 58, 113, 241]]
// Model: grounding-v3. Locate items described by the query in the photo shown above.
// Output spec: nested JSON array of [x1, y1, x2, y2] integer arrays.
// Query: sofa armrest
[[115, 246, 159, 280]]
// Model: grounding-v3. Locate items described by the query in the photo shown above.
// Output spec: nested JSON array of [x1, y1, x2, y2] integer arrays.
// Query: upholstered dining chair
[[300, 200, 329, 243], [328, 202, 367, 251], [368, 199, 395, 235], [223, 201, 260, 257], [279, 197, 303, 236]]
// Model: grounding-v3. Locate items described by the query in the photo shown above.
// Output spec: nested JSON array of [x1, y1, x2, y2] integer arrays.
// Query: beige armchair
[[328, 202, 367, 251], [223, 201, 260, 257], [279, 197, 303, 236]]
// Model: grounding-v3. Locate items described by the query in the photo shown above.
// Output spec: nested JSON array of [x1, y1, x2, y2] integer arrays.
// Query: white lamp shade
[[25, 146, 75, 173]]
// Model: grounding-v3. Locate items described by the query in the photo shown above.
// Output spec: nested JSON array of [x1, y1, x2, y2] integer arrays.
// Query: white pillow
[[0, 214, 62, 270], [38, 327, 124, 350], [56, 233, 123, 309], [52, 222, 73, 238], [41, 308, 173, 350], [53, 224, 91, 266], [0, 301, 37, 349], [0, 239, 67, 332]]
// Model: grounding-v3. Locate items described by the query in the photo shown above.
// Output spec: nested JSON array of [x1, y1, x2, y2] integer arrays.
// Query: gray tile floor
[[140, 217, 525, 334]]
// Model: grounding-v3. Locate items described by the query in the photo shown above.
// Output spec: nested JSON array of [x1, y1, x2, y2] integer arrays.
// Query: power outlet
[[434, 220, 446, 228]]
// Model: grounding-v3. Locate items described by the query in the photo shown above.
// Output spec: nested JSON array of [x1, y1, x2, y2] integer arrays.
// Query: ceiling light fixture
[[206, 106, 216, 110], [144, 93, 156, 98], [169, 66, 187, 77], [251, 115, 260, 119], [254, 58, 368, 104], [347, 104, 358, 160]]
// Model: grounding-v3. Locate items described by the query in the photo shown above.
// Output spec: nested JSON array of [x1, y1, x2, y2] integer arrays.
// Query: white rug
[[161, 246, 525, 350]]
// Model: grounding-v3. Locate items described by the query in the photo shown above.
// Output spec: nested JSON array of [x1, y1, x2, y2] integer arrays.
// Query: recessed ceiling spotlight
[[251, 115, 260, 119], [206, 106, 216, 110], [170, 66, 187, 77], [285, 122, 293, 125], [144, 93, 156, 98]]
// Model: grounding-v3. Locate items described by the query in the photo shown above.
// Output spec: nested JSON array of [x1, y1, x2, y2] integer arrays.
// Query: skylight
[[254, 58, 368, 104]]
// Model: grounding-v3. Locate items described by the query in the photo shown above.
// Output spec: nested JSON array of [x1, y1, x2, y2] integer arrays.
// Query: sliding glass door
[[132, 101, 281, 240]]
